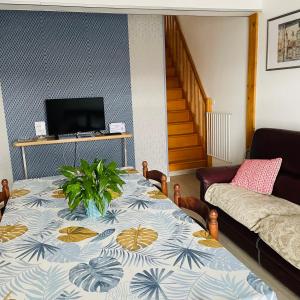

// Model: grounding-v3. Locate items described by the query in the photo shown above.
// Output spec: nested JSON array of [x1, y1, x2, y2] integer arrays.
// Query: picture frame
[[267, 10, 300, 71]]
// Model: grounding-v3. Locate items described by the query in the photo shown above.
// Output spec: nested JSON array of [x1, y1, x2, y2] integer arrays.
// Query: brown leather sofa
[[196, 128, 300, 295]]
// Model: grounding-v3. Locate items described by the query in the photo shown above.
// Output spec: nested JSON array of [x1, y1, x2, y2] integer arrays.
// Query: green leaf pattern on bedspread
[[0, 172, 277, 299]]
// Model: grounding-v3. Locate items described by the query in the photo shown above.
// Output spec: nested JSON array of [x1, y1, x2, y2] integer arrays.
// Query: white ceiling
[[0, 0, 262, 16]]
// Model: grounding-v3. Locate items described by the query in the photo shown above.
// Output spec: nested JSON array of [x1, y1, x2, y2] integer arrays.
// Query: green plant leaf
[[60, 159, 125, 215], [104, 190, 113, 204], [107, 161, 117, 171], [99, 177, 109, 193], [65, 182, 81, 194], [59, 166, 77, 179], [80, 159, 94, 179], [96, 160, 104, 175]]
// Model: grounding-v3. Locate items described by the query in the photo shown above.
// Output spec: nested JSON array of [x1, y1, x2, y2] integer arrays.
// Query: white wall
[[128, 15, 169, 176], [0, 15, 169, 183], [0, 84, 13, 184], [178, 16, 249, 165], [256, 0, 300, 131]]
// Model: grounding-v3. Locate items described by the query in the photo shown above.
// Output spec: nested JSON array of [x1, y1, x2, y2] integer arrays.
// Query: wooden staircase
[[166, 53, 207, 171], [165, 16, 211, 172]]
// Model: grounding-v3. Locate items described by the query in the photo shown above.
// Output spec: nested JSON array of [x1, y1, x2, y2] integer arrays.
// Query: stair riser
[[169, 160, 207, 171], [168, 122, 194, 135], [167, 68, 176, 77], [168, 111, 190, 123], [166, 59, 173, 67], [167, 78, 180, 88], [168, 134, 199, 148], [169, 147, 204, 162], [167, 89, 183, 100], [167, 100, 186, 111]]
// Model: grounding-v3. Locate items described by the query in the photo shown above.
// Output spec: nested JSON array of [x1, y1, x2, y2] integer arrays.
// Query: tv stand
[[14, 133, 133, 179]]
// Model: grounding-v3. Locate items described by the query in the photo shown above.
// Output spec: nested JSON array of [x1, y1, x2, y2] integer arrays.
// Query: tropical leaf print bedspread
[[0, 170, 277, 300]]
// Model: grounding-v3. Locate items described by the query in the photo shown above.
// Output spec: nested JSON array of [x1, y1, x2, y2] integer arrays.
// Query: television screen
[[46, 97, 105, 136]]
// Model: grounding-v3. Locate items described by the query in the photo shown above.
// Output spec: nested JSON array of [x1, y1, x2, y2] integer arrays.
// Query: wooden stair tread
[[167, 109, 189, 113], [167, 98, 186, 102], [167, 88, 183, 99], [169, 145, 203, 151], [167, 99, 186, 111], [169, 159, 207, 171], [170, 158, 205, 164], [168, 121, 195, 135], [169, 145, 204, 162], [167, 87, 182, 91], [168, 121, 192, 125], [168, 132, 198, 138], [167, 110, 190, 123], [168, 133, 199, 149]]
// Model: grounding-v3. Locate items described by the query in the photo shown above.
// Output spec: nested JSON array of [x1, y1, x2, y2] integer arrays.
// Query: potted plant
[[60, 159, 125, 217]]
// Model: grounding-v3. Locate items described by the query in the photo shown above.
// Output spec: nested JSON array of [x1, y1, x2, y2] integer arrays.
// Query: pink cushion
[[231, 158, 282, 195]]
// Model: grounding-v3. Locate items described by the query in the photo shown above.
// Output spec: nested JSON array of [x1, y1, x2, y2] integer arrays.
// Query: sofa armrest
[[196, 166, 240, 200]]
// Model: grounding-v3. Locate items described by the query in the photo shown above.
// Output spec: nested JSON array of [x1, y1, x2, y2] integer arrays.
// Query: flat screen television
[[46, 97, 105, 136]]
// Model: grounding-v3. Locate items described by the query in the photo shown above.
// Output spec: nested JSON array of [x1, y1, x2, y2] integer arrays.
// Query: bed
[[0, 169, 277, 299]]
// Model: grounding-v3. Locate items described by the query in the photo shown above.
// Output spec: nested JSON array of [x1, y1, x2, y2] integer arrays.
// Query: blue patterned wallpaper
[[0, 11, 134, 180]]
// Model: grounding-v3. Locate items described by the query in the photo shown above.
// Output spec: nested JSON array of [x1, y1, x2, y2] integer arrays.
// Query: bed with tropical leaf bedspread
[[0, 169, 276, 300]]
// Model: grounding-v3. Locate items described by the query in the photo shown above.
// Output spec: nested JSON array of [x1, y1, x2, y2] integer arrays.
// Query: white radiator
[[206, 112, 231, 162]]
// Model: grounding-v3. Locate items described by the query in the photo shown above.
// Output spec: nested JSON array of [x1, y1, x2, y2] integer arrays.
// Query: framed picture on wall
[[267, 10, 300, 71]]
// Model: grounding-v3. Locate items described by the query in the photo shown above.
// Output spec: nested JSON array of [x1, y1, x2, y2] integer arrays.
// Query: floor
[[168, 173, 300, 300]]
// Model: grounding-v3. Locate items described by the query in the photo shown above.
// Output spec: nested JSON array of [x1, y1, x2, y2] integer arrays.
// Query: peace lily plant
[[60, 159, 125, 217]]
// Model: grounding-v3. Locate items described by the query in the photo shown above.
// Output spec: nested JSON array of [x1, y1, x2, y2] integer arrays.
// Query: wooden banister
[[167, 17, 207, 100], [165, 16, 211, 159]]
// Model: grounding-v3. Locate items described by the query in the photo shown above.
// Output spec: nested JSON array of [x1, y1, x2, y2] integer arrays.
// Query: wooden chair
[[174, 184, 219, 240], [142, 161, 168, 196], [0, 179, 10, 221]]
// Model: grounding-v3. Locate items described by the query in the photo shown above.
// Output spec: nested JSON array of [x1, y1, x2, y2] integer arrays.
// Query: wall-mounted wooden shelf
[[13, 133, 133, 179], [14, 133, 133, 147]]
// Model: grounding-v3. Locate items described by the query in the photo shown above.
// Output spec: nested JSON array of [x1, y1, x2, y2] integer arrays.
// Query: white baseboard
[[169, 168, 197, 177]]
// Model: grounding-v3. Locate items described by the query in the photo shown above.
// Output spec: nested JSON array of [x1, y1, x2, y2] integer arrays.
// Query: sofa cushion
[[258, 214, 300, 269], [205, 183, 300, 231], [250, 128, 300, 205], [231, 158, 282, 194]]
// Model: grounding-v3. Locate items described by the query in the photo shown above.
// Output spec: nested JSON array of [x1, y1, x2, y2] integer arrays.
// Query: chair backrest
[[0, 179, 10, 220], [142, 161, 168, 196], [250, 128, 300, 205]]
